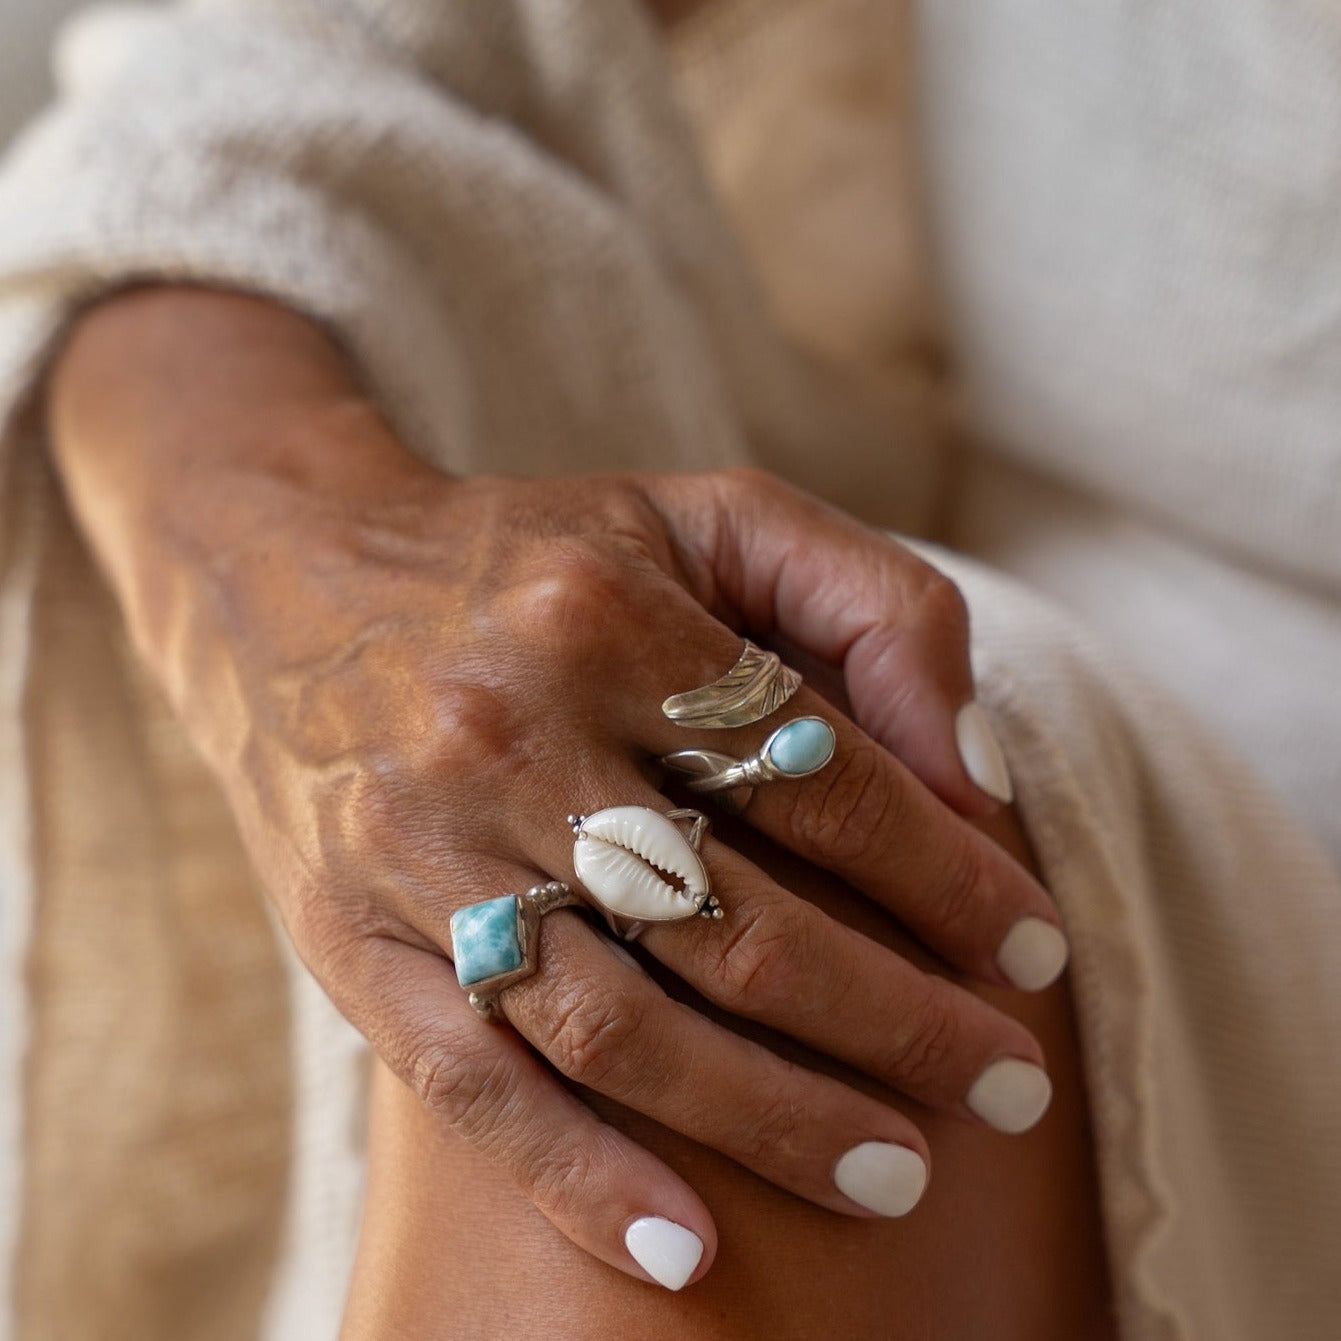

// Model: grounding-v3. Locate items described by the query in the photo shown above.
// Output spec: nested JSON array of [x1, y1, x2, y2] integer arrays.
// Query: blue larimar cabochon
[[451, 895, 523, 986], [766, 717, 836, 776]]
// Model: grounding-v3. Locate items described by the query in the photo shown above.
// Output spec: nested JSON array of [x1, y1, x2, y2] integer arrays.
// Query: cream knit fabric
[[0, 2, 1337, 1338]]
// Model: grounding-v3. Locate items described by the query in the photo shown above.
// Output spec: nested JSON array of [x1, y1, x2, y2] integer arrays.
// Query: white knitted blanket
[[0, 3, 1337, 1338]]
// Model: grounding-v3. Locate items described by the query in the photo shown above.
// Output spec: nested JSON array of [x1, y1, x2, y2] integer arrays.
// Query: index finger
[[642, 468, 1011, 813]]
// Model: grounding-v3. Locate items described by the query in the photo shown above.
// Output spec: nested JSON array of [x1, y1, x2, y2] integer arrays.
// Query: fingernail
[[833, 1141, 928, 1217], [996, 917, 1069, 991], [624, 1216, 704, 1291], [955, 702, 1014, 803], [966, 1058, 1052, 1134]]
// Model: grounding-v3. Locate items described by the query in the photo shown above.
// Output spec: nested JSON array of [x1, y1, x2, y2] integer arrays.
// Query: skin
[[343, 813, 1115, 1339], [47, 286, 1072, 1290]]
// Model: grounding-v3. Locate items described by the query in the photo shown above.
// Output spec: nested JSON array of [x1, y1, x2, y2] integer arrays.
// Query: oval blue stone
[[766, 716, 836, 777]]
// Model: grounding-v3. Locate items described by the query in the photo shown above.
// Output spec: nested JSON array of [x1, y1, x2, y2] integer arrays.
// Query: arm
[[47, 285, 1066, 1286]]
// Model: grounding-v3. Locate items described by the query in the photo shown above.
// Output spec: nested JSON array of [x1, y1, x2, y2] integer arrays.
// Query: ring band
[[661, 639, 801, 729], [451, 880, 583, 1017], [660, 715, 837, 814], [570, 805, 722, 940]]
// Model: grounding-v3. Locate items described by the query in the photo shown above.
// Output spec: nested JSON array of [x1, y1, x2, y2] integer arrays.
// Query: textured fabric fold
[[931, 549, 1341, 1340]]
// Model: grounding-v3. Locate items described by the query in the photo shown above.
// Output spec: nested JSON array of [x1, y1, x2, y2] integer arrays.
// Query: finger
[[341, 933, 717, 1292], [513, 767, 1053, 1132], [652, 689, 1067, 992], [637, 838, 1055, 1135], [644, 468, 1011, 812], [473, 522, 1034, 985], [609, 607, 1068, 993], [495, 909, 935, 1219], [395, 862, 934, 1217]]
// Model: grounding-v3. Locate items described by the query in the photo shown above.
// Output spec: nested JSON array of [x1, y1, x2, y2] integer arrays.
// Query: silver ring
[[660, 715, 836, 814], [569, 806, 722, 941], [661, 639, 801, 729], [451, 880, 583, 1017]]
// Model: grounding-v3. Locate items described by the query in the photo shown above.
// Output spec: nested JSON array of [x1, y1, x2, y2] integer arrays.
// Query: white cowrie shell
[[573, 807, 708, 923]]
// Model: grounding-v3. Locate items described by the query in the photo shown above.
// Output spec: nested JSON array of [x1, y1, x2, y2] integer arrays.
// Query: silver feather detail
[[661, 640, 801, 729]]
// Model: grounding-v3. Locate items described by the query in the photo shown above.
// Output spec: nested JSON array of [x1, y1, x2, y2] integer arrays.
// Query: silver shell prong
[[664, 807, 711, 851]]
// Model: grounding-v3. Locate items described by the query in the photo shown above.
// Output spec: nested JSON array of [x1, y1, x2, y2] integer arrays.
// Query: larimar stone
[[766, 716, 836, 776], [451, 895, 524, 986]]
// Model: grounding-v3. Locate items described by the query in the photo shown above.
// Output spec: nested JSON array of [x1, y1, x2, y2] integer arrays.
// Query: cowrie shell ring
[[569, 806, 721, 941]]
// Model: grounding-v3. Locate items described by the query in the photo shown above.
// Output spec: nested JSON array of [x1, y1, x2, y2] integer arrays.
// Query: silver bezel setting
[[462, 882, 581, 1018], [660, 715, 837, 813]]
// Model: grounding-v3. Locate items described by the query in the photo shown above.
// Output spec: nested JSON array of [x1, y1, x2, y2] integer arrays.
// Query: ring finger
[[513, 767, 1053, 1135], [403, 869, 938, 1221]]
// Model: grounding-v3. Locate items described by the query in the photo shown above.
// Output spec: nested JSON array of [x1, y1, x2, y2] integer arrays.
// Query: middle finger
[[521, 764, 1054, 1136]]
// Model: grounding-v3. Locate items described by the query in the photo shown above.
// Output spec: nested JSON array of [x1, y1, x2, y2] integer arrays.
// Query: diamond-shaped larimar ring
[[569, 806, 722, 941], [659, 715, 837, 816], [450, 881, 583, 1018]]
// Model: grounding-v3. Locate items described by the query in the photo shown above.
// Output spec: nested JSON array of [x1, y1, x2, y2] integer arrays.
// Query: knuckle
[[527, 1136, 599, 1224], [887, 981, 964, 1094], [418, 681, 512, 776], [502, 544, 627, 662], [787, 741, 901, 864], [932, 837, 985, 936], [914, 569, 971, 641], [713, 897, 806, 1014], [740, 1076, 806, 1166], [538, 977, 645, 1091], [283, 885, 332, 960], [407, 1030, 510, 1138], [355, 680, 516, 809], [282, 876, 405, 985], [286, 895, 376, 976], [715, 465, 782, 502], [349, 682, 513, 814]]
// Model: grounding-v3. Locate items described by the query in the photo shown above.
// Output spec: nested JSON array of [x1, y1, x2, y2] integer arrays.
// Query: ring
[[661, 639, 801, 729], [659, 715, 836, 814], [451, 880, 584, 1017], [569, 806, 722, 940]]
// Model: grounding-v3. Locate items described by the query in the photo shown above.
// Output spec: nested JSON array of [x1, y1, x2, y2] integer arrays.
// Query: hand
[[48, 288, 1067, 1290]]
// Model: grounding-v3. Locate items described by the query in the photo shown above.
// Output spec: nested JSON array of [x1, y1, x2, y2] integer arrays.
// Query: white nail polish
[[966, 1058, 1052, 1134], [624, 1216, 704, 1291], [833, 1142, 928, 1217], [996, 917, 1069, 991], [955, 702, 1014, 803]]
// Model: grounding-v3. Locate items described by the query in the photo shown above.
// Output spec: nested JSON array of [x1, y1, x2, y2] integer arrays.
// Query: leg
[[341, 810, 1114, 1340]]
